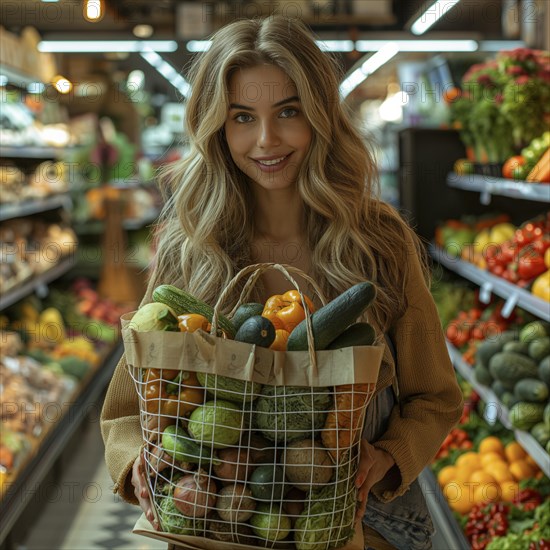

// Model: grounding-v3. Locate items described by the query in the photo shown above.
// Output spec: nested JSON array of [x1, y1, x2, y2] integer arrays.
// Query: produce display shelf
[[0, 194, 72, 222], [0, 342, 123, 545], [0, 255, 77, 311], [74, 209, 161, 234], [430, 244, 550, 322], [418, 468, 470, 550], [447, 172, 550, 204], [0, 64, 42, 88], [0, 146, 65, 160], [446, 341, 550, 477]]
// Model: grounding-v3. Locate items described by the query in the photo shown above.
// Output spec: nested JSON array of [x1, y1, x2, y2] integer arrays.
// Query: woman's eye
[[280, 108, 298, 118], [235, 113, 253, 123]]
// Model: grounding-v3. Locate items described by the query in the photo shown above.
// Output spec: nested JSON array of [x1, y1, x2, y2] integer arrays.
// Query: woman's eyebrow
[[228, 95, 300, 111]]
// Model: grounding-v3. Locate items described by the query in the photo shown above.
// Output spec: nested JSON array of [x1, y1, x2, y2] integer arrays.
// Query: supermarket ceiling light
[[356, 40, 477, 52], [411, 0, 462, 35], [52, 75, 72, 94], [140, 50, 191, 98], [83, 0, 104, 22], [340, 42, 399, 98], [186, 39, 355, 53], [38, 41, 178, 53]]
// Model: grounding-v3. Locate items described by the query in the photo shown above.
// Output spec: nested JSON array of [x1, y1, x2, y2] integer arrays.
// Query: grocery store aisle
[[21, 404, 164, 550]]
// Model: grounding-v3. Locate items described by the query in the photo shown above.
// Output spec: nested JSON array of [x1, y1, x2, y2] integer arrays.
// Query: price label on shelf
[[483, 401, 499, 425], [479, 281, 493, 304]]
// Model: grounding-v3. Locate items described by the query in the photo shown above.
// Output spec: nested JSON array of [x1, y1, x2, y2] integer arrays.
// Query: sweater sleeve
[[100, 353, 142, 505], [370, 236, 464, 502]]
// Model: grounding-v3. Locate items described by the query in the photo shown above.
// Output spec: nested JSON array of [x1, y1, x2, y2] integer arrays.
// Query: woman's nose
[[257, 121, 281, 148]]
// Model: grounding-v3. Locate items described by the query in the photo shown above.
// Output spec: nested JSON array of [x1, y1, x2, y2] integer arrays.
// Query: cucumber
[[509, 402, 545, 430], [491, 380, 512, 398], [231, 302, 264, 332], [530, 422, 550, 447], [476, 331, 517, 366], [326, 322, 376, 349], [488, 352, 539, 385], [474, 362, 493, 387], [545, 402, 550, 428], [513, 378, 549, 403], [502, 341, 530, 355], [162, 424, 220, 465], [153, 284, 236, 338], [235, 315, 275, 348], [528, 336, 550, 362], [520, 321, 550, 343], [287, 282, 376, 351], [501, 392, 519, 409], [539, 356, 550, 385]]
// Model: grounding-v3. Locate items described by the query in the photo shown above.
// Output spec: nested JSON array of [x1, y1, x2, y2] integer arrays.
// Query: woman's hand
[[131, 453, 159, 530], [354, 440, 395, 522]]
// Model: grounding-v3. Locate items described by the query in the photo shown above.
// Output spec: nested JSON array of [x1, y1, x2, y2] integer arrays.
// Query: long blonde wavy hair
[[147, 15, 429, 332]]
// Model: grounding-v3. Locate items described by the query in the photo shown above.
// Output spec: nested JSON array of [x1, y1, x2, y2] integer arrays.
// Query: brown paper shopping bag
[[123, 263, 382, 550]]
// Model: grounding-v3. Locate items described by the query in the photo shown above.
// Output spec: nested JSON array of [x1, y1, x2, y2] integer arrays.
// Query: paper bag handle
[[211, 263, 327, 373]]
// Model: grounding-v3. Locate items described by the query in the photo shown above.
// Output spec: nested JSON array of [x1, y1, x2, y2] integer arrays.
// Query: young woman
[[101, 15, 463, 550]]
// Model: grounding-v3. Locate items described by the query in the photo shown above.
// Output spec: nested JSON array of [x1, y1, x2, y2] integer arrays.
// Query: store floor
[[20, 398, 452, 550], [20, 409, 164, 550]]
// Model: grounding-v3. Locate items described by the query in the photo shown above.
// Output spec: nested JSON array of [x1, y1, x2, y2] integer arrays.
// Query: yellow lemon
[[479, 436, 505, 456], [504, 441, 527, 463], [437, 465, 458, 488]]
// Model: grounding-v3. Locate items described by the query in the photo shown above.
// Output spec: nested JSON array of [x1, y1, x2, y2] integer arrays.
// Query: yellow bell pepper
[[532, 271, 550, 302]]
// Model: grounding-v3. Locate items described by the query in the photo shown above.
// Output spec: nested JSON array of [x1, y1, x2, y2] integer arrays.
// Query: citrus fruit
[[490, 463, 514, 483], [504, 441, 527, 463], [456, 452, 482, 471], [499, 480, 519, 502], [469, 470, 497, 485], [481, 452, 506, 468], [473, 482, 501, 505], [455, 464, 480, 484], [509, 459, 535, 481], [525, 455, 540, 471], [437, 465, 458, 487], [479, 436, 505, 456], [445, 482, 474, 515]]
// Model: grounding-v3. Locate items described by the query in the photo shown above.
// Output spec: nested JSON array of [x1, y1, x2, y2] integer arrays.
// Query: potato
[[216, 483, 256, 522], [282, 439, 334, 491]]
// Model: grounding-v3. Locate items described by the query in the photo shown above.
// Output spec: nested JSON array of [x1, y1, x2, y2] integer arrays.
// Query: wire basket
[[123, 263, 382, 550]]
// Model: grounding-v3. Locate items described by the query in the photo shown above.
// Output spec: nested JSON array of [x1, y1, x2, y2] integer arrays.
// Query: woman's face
[[224, 64, 312, 192]]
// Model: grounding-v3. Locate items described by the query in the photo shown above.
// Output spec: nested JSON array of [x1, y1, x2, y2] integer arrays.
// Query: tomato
[[518, 250, 546, 280], [502, 155, 525, 179], [144, 381, 168, 413], [161, 387, 204, 418]]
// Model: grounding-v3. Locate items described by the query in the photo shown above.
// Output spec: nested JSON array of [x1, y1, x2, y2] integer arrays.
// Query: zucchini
[[287, 282, 376, 351], [326, 322, 376, 349], [513, 378, 549, 403], [488, 352, 539, 385], [509, 402, 545, 431], [234, 315, 276, 348], [544, 402, 550, 428], [501, 392, 519, 409], [162, 424, 220, 465], [491, 380, 512, 398], [231, 302, 264, 332], [153, 284, 236, 338]]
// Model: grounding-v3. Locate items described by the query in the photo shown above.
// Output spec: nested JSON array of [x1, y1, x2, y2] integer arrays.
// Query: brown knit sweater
[[100, 244, 463, 505]]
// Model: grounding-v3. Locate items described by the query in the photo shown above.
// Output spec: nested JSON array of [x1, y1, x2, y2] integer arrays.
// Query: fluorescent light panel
[[480, 40, 525, 51], [186, 40, 355, 53], [411, 0, 462, 35], [38, 40, 177, 52], [356, 40, 477, 52], [140, 51, 191, 98]]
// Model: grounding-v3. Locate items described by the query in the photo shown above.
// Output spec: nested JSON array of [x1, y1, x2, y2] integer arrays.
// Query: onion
[[216, 483, 256, 523], [212, 448, 253, 484], [173, 469, 217, 518]]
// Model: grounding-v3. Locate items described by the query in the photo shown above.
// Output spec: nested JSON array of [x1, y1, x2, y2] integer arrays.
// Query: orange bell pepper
[[270, 329, 290, 351], [262, 290, 315, 333], [178, 313, 211, 333]]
